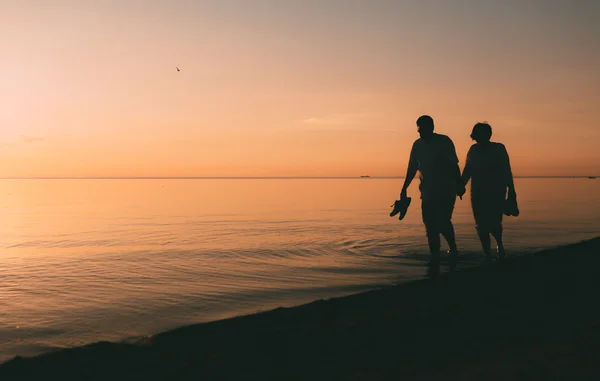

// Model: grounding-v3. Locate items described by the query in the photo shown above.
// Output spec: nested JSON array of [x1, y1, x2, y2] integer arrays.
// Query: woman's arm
[[461, 147, 473, 187]]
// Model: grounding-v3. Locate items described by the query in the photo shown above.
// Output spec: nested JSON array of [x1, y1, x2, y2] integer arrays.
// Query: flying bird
[[176, 67, 180, 72]]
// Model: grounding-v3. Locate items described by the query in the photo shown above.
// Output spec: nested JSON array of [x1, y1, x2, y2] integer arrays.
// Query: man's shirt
[[409, 133, 459, 199]]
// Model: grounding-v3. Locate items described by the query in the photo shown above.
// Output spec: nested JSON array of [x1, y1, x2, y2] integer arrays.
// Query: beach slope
[[2, 237, 600, 380]]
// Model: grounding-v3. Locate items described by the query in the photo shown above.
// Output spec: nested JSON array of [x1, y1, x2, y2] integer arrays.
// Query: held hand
[[457, 185, 466, 200]]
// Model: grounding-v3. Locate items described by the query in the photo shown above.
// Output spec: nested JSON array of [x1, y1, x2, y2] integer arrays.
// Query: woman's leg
[[490, 194, 506, 259], [478, 227, 492, 263], [472, 198, 492, 263], [491, 220, 505, 259]]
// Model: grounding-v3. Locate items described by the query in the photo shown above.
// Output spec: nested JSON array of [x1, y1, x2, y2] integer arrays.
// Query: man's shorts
[[421, 194, 456, 234]]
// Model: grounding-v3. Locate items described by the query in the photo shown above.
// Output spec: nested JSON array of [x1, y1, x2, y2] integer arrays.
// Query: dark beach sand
[[2, 237, 600, 380]]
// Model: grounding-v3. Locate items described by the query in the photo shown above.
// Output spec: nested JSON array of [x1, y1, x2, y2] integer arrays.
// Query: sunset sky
[[2, 0, 599, 177]]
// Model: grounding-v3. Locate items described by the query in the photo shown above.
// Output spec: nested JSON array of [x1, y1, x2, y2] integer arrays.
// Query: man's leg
[[426, 228, 441, 259], [422, 199, 441, 277], [440, 222, 458, 253], [477, 226, 492, 263], [426, 229, 441, 278], [440, 221, 458, 270], [439, 196, 458, 270]]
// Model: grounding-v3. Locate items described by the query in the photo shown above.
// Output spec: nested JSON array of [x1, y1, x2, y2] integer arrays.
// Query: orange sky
[[2, 0, 599, 177]]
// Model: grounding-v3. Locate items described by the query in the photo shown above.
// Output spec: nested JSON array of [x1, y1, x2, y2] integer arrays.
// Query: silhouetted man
[[400, 115, 465, 275]]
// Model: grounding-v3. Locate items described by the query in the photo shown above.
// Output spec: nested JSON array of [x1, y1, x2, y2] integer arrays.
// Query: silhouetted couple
[[400, 115, 516, 276]]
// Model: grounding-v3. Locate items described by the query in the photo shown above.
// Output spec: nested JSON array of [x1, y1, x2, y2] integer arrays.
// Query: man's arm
[[401, 164, 418, 198], [401, 144, 418, 198], [448, 137, 465, 198]]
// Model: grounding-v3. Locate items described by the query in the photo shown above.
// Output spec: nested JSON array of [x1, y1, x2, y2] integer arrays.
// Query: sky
[[1, 0, 599, 177]]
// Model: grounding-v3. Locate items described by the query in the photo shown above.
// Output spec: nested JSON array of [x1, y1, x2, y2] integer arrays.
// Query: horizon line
[[0, 176, 597, 180]]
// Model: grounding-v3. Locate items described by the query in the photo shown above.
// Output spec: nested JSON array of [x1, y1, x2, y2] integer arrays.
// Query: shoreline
[[2, 236, 600, 380]]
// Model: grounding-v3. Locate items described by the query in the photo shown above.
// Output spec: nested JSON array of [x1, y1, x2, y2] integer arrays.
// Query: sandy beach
[[1, 236, 599, 380]]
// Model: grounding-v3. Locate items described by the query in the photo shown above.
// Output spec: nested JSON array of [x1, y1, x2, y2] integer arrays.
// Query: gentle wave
[[1, 178, 599, 362]]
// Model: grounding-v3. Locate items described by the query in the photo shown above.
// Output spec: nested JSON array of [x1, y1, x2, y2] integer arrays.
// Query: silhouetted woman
[[461, 123, 516, 262]]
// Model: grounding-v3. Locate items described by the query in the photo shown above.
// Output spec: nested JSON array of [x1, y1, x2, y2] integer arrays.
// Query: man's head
[[416, 115, 434, 139], [470, 122, 492, 143]]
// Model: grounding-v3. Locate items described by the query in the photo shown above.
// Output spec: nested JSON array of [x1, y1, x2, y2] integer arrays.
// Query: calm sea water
[[1, 178, 599, 361]]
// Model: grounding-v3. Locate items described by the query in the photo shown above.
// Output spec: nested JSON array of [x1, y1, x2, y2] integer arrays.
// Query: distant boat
[[589, 176, 596, 179], [360, 175, 371, 178]]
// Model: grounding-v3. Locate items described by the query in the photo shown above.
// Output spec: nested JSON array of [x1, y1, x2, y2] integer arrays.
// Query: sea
[[1, 178, 599, 362]]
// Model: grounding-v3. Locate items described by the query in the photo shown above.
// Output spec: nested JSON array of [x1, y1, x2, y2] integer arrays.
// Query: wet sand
[[2, 237, 600, 380]]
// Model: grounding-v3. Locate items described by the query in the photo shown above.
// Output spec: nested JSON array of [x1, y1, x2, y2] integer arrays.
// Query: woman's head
[[470, 122, 492, 143]]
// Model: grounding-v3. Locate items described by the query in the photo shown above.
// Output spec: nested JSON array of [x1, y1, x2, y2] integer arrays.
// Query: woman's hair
[[470, 122, 492, 142]]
